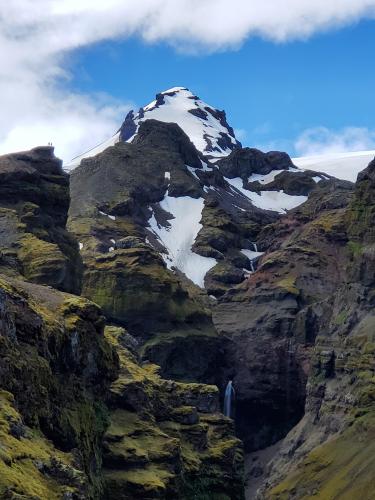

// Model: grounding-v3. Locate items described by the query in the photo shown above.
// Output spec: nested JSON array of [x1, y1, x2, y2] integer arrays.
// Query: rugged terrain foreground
[[0, 88, 374, 499]]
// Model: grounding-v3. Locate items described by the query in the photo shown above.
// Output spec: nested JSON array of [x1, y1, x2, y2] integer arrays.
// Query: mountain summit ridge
[[68, 86, 241, 168]]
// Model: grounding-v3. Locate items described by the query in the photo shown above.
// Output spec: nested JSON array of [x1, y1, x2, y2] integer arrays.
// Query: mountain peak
[[68, 87, 241, 169], [119, 86, 241, 157]]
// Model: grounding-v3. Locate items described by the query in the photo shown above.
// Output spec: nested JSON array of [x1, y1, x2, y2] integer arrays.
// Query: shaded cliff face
[[0, 131, 374, 499], [220, 158, 375, 499], [0, 146, 82, 293], [0, 277, 118, 499], [213, 178, 354, 452], [102, 325, 244, 499], [0, 146, 244, 499], [270, 160, 375, 499], [68, 122, 221, 383], [68, 119, 329, 384]]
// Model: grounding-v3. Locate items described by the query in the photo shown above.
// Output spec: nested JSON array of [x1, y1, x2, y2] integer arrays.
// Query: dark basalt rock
[[257, 170, 317, 196], [133, 119, 203, 169], [115, 236, 146, 249], [189, 107, 208, 120], [0, 278, 118, 498], [213, 177, 355, 454], [103, 325, 244, 499], [69, 122, 222, 384], [118, 110, 137, 142], [0, 146, 81, 294], [217, 147, 295, 179]]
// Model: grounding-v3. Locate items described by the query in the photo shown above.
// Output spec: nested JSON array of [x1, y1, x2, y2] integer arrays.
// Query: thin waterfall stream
[[224, 380, 235, 418]]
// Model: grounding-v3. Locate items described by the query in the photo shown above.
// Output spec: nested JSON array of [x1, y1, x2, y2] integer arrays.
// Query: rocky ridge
[[1, 87, 375, 500], [0, 146, 243, 499]]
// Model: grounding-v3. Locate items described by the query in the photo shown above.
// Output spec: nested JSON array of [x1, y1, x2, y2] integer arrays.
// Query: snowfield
[[149, 195, 217, 288], [225, 177, 307, 214], [293, 150, 375, 182]]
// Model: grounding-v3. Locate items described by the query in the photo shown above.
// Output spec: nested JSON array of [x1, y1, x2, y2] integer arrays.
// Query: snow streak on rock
[[149, 195, 217, 288], [226, 177, 307, 214], [248, 168, 299, 185]]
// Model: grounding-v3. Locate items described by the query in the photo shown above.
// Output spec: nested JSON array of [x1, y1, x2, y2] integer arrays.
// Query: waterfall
[[224, 381, 235, 418], [252, 242, 258, 252], [250, 260, 255, 273]]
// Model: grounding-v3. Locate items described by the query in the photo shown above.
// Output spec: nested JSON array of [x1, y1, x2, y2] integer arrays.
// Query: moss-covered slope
[[0, 276, 118, 498], [103, 325, 244, 499]]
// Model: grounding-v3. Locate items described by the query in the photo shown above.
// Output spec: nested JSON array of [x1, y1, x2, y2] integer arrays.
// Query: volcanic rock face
[[0, 277, 118, 498], [222, 165, 375, 499], [2, 88, 375, 500], [213, 178, 354, 453], [102, 326, 244, 499], [0, 146, 81, 293], [0, 144, 244, 499]]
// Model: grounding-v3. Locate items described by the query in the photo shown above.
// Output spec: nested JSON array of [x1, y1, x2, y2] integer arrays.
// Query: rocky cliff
[[0, 145, 244, 499], [1, 88, 375, 500]]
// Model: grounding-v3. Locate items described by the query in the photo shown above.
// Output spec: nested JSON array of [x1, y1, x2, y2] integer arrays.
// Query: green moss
[[275, 275, 299, 296], [334, 310, 348, 325], [311, 211, 345, 234], [268, 413, 375, 500], [347, 240, 363, 257], [18, 233, 67, 287], [104, 466, 175, 498], [0, 390, 84, 499], [103, 324, 244, 499]]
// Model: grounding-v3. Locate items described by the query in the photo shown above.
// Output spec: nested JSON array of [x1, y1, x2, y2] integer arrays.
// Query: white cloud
[[1, 1, 375, 162], [294, 126, 375, 156]]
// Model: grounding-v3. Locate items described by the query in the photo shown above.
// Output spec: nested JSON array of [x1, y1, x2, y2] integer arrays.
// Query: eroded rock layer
[[0, 143, 244, 499]]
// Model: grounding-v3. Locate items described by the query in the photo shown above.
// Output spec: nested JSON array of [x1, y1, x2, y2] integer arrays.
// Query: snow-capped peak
[[66, 87, 240, 170], [119, 87, 241, 157]]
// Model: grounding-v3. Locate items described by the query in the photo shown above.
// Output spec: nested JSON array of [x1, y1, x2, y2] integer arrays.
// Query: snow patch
[[187, 166, 200, 180], [79, 242, 83, 250], [149, 195, 217, 288], [312, 176, 322, 183], [99, 210, 116, 221], [225, 177, 307, 214], [248, 167, 299, 185], [241, 249, 264, 260]]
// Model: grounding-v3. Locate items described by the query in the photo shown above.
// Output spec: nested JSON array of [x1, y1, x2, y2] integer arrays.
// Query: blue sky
[[70, 19, 375, 156], [2, 2, 375, 163]]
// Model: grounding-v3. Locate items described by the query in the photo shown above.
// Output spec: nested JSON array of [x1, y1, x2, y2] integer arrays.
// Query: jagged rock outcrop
[[119, 87, 242, 157], [213, 178, 354, 453], [216, 148, 295, 179], [2, 89, 373, 500], [68, 122, 221, 382], [0, 277, 118, 498], [103, 326, 244, 499], [0, 146, 81, 293], [210, 157, 375, 499], [259, 159, 375, 499], [0, 145, 244, 500]]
